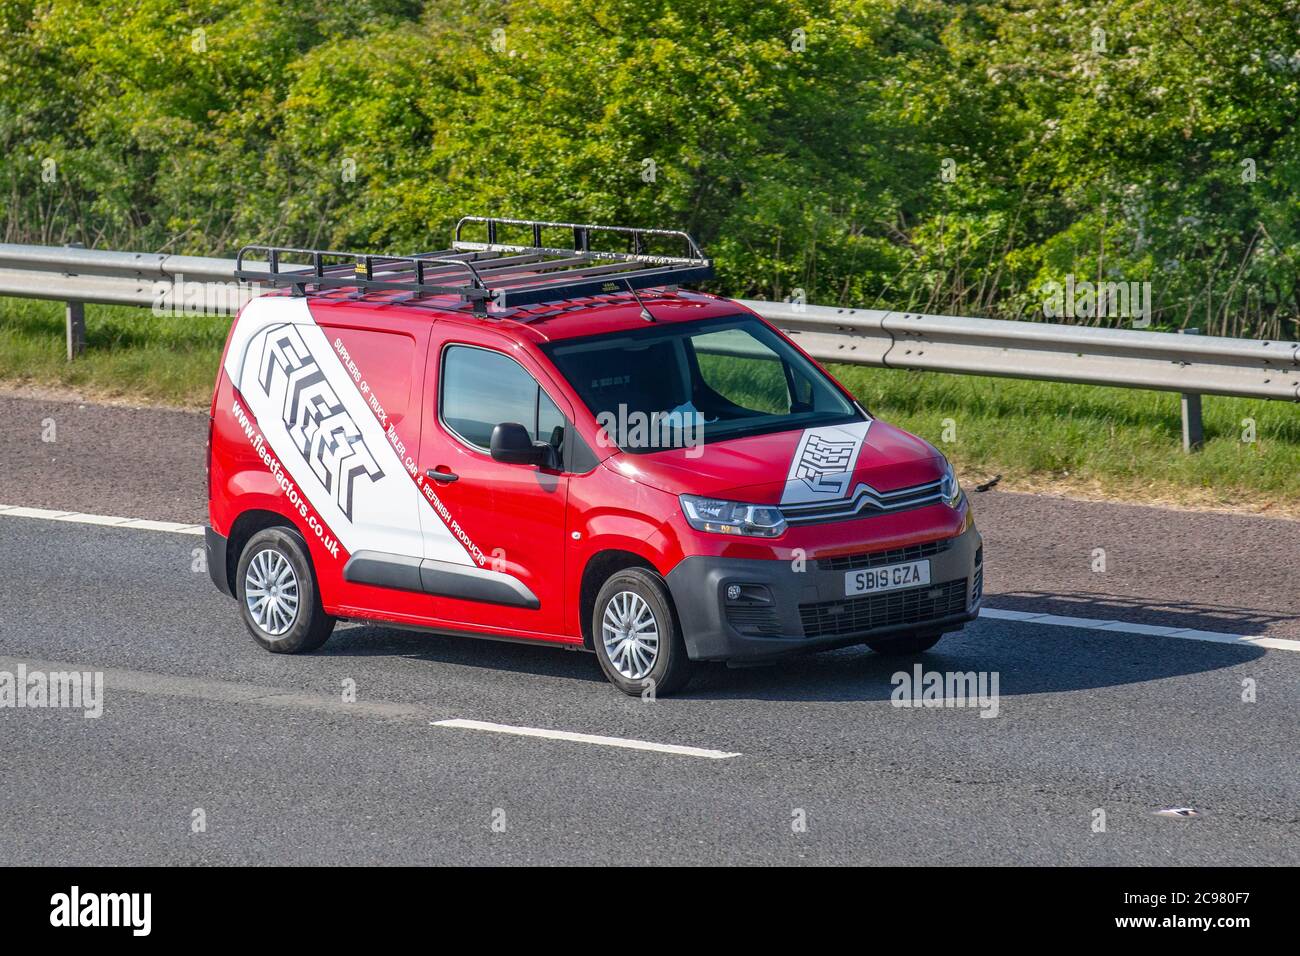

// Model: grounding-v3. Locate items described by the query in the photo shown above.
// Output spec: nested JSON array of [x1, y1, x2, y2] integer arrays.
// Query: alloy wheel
[[600, 590, 660, 680], [244, 548, 300, 636]]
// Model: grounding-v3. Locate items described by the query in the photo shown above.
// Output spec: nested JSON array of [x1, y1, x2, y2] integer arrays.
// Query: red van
[[205, 218, 982, 695]]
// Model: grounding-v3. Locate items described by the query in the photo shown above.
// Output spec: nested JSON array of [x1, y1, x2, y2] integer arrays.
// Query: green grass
[[2, 297, 1297, 512], [0, 298, 231, 407]]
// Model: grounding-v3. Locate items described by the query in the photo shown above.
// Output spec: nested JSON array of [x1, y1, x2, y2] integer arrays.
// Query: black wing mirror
[[490, 422, 551, 467]]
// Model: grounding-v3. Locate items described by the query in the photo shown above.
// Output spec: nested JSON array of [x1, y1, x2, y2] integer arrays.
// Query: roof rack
[[234, 217, 712, 313]]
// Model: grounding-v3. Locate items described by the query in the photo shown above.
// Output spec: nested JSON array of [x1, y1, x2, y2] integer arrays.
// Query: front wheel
[[235, 526, 335, 654], [592, 568, 693, 696], [866, 631, 944, 655]]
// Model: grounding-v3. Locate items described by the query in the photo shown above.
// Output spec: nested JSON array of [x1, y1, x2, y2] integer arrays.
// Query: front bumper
[[665, 524, 983, 662]]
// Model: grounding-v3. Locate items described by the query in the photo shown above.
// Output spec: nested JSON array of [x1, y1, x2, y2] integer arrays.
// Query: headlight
[[680, 495, 787, 537], [940, 460, 963, 509]]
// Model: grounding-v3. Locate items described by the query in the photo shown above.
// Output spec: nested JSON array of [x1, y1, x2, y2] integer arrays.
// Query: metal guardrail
[[0, 243, 1296, 447], [743, 300, 1300, 403], [0, 245, 259, 343]]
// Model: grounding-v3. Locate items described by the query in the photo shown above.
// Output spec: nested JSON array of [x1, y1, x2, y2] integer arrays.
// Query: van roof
[[490, 289, 750, 342], [289, 286, 751, 344]]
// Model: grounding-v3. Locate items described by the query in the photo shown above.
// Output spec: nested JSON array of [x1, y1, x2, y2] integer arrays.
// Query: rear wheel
[[235, 526, 335, 654], [592, 568, 692, 696], [866, 631, 944, 655]]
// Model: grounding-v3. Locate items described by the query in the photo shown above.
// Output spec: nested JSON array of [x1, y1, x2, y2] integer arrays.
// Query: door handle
[[426, 468, 459, 483]]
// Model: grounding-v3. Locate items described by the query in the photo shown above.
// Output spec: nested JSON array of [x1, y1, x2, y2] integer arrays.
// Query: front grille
[[724, 603, 783, 637], [799, 578, 968, 639], [782, 479, 945, 526], [818, 537, 953, 572]]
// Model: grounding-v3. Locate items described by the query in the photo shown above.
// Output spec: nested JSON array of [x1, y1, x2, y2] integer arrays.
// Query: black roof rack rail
[[234, 217, 712, 313]]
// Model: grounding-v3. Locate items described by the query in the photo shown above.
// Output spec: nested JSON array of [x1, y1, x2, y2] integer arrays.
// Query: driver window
[[441, 345, 562, 450]]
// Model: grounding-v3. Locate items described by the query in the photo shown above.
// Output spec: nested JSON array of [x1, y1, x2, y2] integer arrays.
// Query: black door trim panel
[[344, 550, 540, 609], [343, 551, 424, 593]]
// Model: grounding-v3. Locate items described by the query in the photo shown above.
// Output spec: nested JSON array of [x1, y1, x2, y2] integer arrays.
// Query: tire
[[866, 631, 944, 655], [592, 567, 693, 696], [235, 526, 335, 654]]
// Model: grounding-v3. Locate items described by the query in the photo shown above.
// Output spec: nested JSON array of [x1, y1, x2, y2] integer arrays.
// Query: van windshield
[[542, 315, 863, 454]]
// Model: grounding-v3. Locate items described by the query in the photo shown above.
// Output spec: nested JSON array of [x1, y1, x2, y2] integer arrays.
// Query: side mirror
[[490, 422, 550, 467]]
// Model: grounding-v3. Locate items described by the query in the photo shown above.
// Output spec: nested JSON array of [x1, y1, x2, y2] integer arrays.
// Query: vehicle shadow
[[681, 621, 1266, 702], [325, 622, 608, 685], [321, 611, 1268, 703]]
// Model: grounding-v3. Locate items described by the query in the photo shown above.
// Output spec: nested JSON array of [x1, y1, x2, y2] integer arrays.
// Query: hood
[[605, 418, 945, 504]]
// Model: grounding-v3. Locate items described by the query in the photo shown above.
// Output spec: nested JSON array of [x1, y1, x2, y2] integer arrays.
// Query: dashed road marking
[[432, 718, 742, 760]]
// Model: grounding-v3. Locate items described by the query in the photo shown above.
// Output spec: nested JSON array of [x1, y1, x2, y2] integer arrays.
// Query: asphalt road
[[0, 393, 1297, 865], [3, 392, 1296, 639]]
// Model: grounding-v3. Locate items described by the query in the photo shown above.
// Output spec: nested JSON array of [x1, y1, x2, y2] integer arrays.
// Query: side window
[[787, 366, 816, 411], [441, 345, 565, 450], [537, 388, 566, 448]]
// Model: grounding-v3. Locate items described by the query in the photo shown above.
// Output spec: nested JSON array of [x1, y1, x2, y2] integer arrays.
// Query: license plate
[[845, 559, 931, 596]]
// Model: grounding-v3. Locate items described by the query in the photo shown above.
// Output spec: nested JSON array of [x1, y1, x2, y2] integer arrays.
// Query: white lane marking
[[980, 606, 1300, 653], [0, 504, 204, 536], [432, 718, 741, 760]]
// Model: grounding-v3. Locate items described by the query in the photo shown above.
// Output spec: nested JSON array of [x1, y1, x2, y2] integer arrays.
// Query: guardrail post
[[64, 241, 85, 361], [1180, 328, 1204, 452]]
